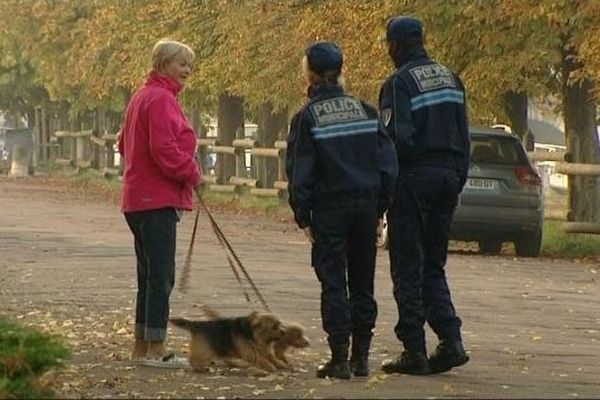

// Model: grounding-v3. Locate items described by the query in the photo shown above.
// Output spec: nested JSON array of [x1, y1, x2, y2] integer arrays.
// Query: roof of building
[[529, 119, 565, 146]]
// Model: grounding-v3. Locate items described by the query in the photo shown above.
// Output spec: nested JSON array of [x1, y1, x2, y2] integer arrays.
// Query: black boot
[[316, 343, 351, 379], [429, 340, 469, 374], [349, 336, 371, 377], [381, 350, 431, 375]]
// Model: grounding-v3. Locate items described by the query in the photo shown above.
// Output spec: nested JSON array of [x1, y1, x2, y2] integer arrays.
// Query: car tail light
[[515, 166, 542, 186]]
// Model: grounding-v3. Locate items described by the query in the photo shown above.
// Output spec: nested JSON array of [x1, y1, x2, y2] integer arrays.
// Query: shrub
[[0, 317, 70, 399]]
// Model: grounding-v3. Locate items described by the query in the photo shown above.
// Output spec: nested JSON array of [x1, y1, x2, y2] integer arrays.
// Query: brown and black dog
[[170, 311, 286, 373], [198, 305, 310, 369]]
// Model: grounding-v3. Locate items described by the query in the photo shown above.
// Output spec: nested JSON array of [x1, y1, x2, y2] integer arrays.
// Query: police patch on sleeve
[[381, 108, 392, 127]]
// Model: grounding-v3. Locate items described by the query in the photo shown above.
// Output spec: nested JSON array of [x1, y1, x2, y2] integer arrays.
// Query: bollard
[[8, 144, 30, 177]]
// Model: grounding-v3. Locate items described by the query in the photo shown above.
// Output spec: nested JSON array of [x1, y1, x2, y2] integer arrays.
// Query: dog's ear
[[287, 323, 304, 333], [247, 311, 260, 327]]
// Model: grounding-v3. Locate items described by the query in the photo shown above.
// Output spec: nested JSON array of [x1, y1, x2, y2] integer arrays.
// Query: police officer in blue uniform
[[287, 42, 398, 379], [378, 16, 470, 375]]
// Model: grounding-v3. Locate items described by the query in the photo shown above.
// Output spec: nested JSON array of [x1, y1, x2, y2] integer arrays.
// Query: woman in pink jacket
[[118, 39, 202, 368]]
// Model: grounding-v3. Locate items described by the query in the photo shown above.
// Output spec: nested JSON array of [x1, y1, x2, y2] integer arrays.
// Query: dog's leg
[[189, 336, 214, 373], [274, 346, 290, 366], [265, 349, 288, 370], [280, 353, 289, 365], [254, 355, 278, 372], [224, 358, 250, 369], [240, 346, 277, 373]]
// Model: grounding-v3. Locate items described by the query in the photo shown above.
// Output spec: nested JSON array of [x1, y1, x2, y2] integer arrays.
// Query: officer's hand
[[303, 226, 315, 244], [377, 218, 384, 237]]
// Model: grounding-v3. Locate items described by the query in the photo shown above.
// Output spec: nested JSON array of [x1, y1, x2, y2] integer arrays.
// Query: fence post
[[70, 135, 77, 166], [8, 144, 30, 177]]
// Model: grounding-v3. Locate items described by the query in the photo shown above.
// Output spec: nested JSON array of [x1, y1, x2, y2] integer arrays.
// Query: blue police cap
[[305, 42, 343, 75], [386, 16, 423, 43]]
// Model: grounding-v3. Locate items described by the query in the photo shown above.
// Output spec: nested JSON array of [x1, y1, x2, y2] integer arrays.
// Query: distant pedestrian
[[378, 16, 470, 375], [287, 41, 398, 379], [118, 39, 202, 369]]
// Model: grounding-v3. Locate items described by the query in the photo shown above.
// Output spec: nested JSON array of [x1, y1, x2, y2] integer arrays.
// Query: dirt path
[[1, 177, 599, 399]]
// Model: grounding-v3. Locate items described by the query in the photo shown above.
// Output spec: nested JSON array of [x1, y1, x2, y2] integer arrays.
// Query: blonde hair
[[302, 55, 344, 87], [152, 39, 195, 73]]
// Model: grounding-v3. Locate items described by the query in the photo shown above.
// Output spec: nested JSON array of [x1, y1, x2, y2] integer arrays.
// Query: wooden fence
[[52, 130, 120, 177], [44, 130, 600, 234], [196, 137, 288, 198], [48, 130, 289, 199], [528, 150, 600, 234]]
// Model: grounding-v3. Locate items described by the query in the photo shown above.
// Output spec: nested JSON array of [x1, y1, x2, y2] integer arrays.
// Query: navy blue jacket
[[379, 47, 470, 186], [287, 84, 398, 228]]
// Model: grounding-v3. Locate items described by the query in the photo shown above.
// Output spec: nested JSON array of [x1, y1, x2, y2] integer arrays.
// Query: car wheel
[[376, 214, 388, 250], [515, 228, 542, 257], [479, 240, 502, 255]]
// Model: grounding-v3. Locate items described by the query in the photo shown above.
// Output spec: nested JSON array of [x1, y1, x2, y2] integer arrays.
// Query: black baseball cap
[[385, 16, 423, 42], [305, 41, 343, 75]]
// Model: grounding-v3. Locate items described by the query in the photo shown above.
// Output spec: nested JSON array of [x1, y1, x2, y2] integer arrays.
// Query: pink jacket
[[118, 71, 202, 213]]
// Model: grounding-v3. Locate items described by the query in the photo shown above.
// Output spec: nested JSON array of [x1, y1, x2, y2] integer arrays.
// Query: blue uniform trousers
[[312, 205, 378, 347], [387, 166, 463, 353]]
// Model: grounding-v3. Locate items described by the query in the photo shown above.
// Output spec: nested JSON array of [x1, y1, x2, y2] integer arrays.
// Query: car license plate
[[466, 178, 497, 190]]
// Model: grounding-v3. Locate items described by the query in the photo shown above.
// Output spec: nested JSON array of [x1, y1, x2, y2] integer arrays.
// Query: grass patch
[[71, 169, 121, 192], [202, 191, 290, 219], [64, 168, 122, 195], [542, 220, 600, 258], [0, 317, 70, 399]]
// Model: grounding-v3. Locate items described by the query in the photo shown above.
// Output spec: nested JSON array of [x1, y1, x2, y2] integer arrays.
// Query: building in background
[[528, 99, 568, 191]]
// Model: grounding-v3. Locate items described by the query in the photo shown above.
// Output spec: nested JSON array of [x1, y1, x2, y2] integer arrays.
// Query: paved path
[[1, 177, 599, 399]]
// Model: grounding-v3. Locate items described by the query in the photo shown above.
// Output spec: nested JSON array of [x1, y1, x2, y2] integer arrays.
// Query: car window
[[470, 134, 528, 165]]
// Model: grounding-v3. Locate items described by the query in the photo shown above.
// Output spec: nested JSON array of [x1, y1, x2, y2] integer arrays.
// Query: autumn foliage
[[0, 1, 598, 123]]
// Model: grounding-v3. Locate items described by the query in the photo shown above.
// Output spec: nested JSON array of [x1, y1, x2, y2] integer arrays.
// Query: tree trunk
[[255, 103, 288, 188], [33, 107, 42, 168], [40, 105, 50, 164], [26, 108, 36, 129], [216, 92, 244, 182], [501, 90, 533, 150], [562, 78, 600, 222], [10, 112, 23, 128], [189, 107, 206, 172], [561, 39, 600, 222], [92, 107, 107, 168]]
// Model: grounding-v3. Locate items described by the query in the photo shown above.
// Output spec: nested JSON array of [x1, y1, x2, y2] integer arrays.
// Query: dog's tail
[[169, 317, 204, 331]]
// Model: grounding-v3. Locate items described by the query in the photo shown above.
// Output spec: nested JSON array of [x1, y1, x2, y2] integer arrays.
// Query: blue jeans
[[125, 208, 179, 342], [387, 167, 463, 353]]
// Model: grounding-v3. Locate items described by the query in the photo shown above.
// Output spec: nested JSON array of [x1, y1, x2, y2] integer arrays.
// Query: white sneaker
[[139, 352, 191, 370]]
